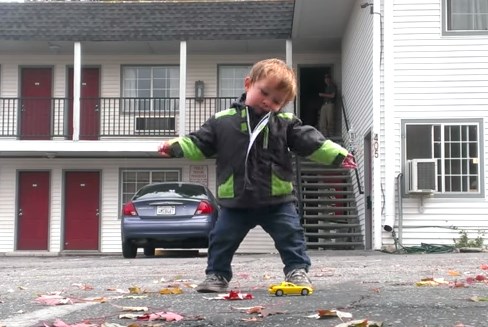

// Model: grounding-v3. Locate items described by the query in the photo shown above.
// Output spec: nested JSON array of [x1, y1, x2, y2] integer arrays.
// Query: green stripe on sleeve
[[177, 136, 206, 161], [308, 140, 348, 165]]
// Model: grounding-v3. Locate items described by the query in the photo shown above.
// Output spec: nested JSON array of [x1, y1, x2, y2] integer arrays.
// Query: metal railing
[[0, 97, 236, 139]]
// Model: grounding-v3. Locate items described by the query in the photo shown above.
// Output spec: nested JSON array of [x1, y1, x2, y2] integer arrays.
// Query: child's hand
[[341, 153, 357, 169], [157, 142, 171, 157]]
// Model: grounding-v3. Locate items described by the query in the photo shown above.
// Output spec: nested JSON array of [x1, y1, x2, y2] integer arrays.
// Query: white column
[[284, 39, 295, 114], [73, 42, 82, 141], [179, 41, 187, 137]]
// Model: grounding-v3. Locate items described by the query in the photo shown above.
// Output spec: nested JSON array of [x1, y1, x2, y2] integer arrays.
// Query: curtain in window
[[450, 0, 488, 30]]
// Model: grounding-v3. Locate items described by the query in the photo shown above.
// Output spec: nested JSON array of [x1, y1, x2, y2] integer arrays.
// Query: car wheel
[[301, 289, 309, 296], [275, 289, 284, 296], [144, 246, 155, 257], [122, 241, 137, 258]]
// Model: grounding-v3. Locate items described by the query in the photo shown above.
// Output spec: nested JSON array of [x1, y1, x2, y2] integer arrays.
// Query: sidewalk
[[0, 250, 487, 327]]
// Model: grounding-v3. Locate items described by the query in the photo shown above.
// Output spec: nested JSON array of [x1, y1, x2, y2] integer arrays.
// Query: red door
[[68, 68, 100, 140], [17, 171, 50, 250], [20, 68, 53, 140], [64, 171, 100, 250]]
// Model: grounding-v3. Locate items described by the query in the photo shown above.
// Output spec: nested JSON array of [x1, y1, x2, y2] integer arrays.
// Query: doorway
[[364, 132, 373, 250], [298, 66, 332, 129], [64, 171, 101, 250], [20, 68, 53, 140], [17, 171, 50, 250]]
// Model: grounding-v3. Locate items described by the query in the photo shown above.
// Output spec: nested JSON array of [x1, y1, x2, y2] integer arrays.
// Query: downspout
[[179, 41, 187, 137], [381, 0, 396, 246]]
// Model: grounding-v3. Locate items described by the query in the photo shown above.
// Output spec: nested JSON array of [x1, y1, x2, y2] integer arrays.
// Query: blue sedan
[[121, 182, 219, 258]]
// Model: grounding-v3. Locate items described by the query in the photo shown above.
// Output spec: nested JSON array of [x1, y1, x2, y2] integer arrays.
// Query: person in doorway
[[157, 58, 356, 293], [318, 74, 337, 136]]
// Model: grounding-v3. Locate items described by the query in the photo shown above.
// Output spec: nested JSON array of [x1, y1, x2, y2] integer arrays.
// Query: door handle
[[18, 208, 23, 216], [94, 104, 99, 112]]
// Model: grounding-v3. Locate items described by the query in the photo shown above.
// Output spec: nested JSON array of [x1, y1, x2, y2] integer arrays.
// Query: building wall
[[0, 49, 343, 254], [384, 0, 488, 246], [0, 158, 217, 253], [341, 0, 376, 248]]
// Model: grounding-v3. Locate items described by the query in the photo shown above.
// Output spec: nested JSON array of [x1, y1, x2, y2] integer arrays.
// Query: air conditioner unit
[[135, 117, 175, 132], [407, 159, 437, 194]]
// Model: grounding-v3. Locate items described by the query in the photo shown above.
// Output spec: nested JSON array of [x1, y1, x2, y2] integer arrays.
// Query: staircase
[[295, 158, 364, 250]]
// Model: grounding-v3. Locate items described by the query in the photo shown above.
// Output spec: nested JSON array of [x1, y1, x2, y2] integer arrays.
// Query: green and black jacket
[[166, 95, 349, 209]]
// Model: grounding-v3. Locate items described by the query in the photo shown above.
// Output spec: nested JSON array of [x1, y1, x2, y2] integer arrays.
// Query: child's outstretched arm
[[286, 117, 356, 169], [157, 117, 217, 160]]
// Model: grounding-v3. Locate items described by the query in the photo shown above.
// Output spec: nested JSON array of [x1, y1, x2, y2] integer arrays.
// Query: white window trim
[[402, 119, 484, 198], [442, 0, 488, 36]]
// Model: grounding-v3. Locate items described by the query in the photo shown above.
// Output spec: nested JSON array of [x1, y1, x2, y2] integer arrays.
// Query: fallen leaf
[[159, 287, 183, 295], [128, 286, 143, 294], [122, 306, 149, 312], [470, 296, 488, 302], [480, 264, 488, 270], [260, 308, 286, 317], [448, 270, 461, 276], [35, 295, 77, 306], [308, 309, 352, 320], [137, 311, 184, 321], [72, 283, 94, 291], [49, 319, 98, 327], [204, 290, 253, 300], [262, 273, 273, 280], [475, 275, 487, 281], [334, 319, 383, 327]]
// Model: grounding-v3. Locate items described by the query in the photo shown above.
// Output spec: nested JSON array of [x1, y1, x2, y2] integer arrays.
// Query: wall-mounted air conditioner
[[407, 159, 437, 194], [135, 117, 175, 132]]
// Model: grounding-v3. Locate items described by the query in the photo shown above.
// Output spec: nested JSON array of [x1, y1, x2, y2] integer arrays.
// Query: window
[[218, 65, 252, 110], [120, 169, 180, 205], [122, 66, 179, 112], [444, 0, 488, 34], [404, 120, 483, 196]]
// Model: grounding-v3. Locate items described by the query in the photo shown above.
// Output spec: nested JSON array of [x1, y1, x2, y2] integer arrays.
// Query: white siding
[[0, 47, 347, 254], [0, 158, 218, 254], [341, 0, 377, 248], [384, 0, 488, 247]]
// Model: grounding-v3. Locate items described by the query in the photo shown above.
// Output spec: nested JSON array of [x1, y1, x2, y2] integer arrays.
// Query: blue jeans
[[206, 202, 311, 281]]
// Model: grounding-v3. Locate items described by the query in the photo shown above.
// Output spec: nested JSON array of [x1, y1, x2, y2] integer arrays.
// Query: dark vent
[[135, 117, 175, 131]]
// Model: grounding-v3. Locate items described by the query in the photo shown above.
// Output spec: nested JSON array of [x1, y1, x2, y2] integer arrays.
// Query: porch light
[[195, 80, 204, 102]]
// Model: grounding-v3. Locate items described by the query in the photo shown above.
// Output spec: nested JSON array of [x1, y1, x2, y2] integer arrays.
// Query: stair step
[[302, 223, 359, 229], [302, 190, 354, 195], [301, 183, 353, 189], [305, 232, 362, 237], [302, 214, 359, 220], [302, 206, 357, 212], [300, 172, 350, 178], [301, 198, 355, 203]]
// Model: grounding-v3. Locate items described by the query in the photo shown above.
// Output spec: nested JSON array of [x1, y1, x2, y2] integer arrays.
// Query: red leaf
[[475, 274, 486, 281]]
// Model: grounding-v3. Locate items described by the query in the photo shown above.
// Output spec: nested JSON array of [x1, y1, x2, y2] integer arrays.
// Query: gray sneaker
[[196, 273, 229, 293], [285, 268, 312, 287]]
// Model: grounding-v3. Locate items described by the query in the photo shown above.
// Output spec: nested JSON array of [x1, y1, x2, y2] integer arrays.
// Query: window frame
[[217, 64, 252, 109], [443, 0, 488, 36], [121, 65, 180, 113], [119, 168, 182, 213], [402, 119, 484, 198]]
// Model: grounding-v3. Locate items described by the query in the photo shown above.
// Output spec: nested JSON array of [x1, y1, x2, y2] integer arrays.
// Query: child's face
[[244, 76, 289, 114]]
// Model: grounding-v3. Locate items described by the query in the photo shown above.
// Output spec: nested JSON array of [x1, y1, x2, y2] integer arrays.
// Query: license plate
[[156, 206, 175, 215]]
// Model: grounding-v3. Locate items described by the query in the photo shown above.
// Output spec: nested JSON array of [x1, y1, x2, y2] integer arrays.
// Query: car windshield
[[133, 183, 208, 200]]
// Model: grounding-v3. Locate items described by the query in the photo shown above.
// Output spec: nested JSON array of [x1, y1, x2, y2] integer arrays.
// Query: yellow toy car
[[268, 282, 313, 296]]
